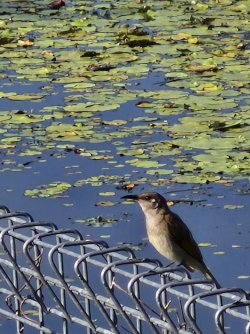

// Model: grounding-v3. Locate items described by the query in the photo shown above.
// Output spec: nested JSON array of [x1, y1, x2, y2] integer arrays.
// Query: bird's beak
[[121, 194, 139, 201]]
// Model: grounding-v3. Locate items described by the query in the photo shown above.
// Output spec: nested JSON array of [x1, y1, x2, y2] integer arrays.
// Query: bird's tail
[[202, 264, 221, 288]]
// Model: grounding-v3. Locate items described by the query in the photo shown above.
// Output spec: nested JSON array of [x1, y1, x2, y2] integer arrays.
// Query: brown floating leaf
[[48, 0, 65, 9], [135, 100, 151, 107], [87, 64, 115, 72], [187, 63, 218, 73], [117, 183, 138, 191], [95, 201, 116, 207], [18, 40, 34, 47], [124, 39, 157, 48]]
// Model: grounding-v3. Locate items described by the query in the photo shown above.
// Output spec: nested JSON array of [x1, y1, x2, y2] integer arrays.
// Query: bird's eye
[[145, 196, 149, 200]]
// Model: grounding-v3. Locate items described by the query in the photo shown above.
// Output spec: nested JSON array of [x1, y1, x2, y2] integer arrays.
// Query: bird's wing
[[167, 212, 204, 262]]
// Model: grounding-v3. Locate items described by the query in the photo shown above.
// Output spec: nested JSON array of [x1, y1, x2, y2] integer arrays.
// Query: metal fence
[[0, 205, 249, 334]]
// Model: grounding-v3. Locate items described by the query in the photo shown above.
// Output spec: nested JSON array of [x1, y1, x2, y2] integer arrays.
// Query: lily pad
[[24, 182, 71, 198]]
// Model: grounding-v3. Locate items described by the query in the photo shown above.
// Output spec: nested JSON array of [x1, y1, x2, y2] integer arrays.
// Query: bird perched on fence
[[122, 192, 220, 287]]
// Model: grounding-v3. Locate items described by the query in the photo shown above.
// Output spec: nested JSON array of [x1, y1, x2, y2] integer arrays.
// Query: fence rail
[[0, 205, 249, 334]]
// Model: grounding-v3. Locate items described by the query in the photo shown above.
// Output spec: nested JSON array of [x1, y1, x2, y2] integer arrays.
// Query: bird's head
[[122, 192, 168, 214]]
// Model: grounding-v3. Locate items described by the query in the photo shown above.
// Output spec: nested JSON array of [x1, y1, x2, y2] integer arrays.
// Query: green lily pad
[[24, 182, 71, 198]]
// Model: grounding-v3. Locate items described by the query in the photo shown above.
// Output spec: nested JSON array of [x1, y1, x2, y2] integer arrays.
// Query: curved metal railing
[[0, 205, 249, 334]]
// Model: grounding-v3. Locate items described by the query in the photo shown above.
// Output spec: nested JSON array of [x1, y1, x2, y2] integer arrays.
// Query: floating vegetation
[[0, 0, 249, 192]]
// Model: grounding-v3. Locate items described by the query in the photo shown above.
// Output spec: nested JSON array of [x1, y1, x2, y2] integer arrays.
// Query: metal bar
[[0, 207, 249, 334], [127, 259, 163, 334], [75, 246, 136, 333], [23, 229, 85, 325], [0, 222, 56, 313], [49, 240, 110, 333], [215, 298, 250, 333]]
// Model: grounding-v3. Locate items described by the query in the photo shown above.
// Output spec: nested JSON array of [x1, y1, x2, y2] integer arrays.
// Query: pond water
[[0, 1, 249, 330]]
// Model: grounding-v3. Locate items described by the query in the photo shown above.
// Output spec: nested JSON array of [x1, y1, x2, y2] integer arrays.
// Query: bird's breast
[[145, 216, 180, 262]]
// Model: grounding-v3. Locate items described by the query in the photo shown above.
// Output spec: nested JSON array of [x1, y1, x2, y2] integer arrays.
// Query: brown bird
[[122, 192, 220, 287]]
